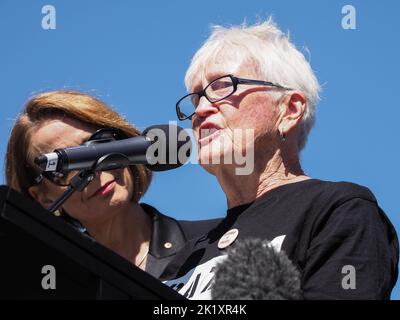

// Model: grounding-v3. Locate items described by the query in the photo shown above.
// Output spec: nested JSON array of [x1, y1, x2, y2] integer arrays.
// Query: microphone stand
[[47, 153, 130, 213], [48, 169, 95, 213]]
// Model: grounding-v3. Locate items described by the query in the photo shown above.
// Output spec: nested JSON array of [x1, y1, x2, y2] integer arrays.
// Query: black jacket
[[141, 203, 221, 279]]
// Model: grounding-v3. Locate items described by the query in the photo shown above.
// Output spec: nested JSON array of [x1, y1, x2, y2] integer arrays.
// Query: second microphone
[[34, 124, 192, 173]]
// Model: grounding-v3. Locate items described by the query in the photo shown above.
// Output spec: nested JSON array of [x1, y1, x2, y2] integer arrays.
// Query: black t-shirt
[[161, 179, 399, 299]]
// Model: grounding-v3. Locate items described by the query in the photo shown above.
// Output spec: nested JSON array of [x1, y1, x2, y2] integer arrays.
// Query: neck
[[215, 147, 309, 209], [82, 202, 152, 270]]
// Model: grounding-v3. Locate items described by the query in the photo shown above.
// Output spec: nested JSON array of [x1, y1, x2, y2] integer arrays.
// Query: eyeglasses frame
[[176, 74, 293, 121]]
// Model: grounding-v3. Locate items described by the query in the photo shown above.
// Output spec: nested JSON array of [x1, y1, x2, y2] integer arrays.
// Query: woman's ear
[[28, 185, 53, 208], [277, 92, 307, 135]]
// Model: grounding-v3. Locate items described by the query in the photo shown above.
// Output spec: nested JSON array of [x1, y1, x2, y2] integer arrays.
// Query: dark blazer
[[141, 203, 221, 279]]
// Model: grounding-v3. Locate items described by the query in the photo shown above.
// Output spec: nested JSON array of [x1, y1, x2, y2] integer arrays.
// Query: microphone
[[211, 238, 302, 300], [34, 124, 192, 173]]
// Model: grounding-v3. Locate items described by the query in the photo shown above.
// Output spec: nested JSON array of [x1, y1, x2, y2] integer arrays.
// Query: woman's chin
[[198, 145, 233, 166], [79, 195, 131, 222]]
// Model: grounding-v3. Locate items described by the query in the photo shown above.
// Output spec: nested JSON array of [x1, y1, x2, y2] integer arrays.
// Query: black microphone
[[34, 124, 192, 173], [211, 238, 302, 300]]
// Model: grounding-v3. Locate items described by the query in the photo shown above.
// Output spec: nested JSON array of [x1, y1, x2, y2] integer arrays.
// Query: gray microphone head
[[142, 124, 192, 172], [211, 238, 303, 300]]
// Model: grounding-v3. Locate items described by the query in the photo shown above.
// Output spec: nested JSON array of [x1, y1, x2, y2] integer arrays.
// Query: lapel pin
[[218, 228, 239, 249]]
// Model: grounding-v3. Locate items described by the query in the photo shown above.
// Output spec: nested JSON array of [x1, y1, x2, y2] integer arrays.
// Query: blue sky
[[1, 0, 399, 299]]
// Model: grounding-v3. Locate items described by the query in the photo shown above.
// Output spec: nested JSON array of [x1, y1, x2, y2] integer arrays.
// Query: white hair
[[185, 17, 321, 151]]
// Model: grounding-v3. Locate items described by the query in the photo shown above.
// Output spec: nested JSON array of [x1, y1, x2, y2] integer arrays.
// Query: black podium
[[0, 185, 184, 300]]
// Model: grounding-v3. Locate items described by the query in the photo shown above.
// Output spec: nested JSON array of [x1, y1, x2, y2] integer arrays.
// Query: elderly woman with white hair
[[162, 18, 399, 299]]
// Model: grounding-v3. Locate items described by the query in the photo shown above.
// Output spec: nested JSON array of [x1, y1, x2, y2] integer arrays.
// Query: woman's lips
[[93, 180, 116, 197], [198, 128, 222, 146]]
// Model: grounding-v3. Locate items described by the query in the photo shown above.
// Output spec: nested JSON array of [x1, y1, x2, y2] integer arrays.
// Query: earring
[[280, 129, 286, 142]]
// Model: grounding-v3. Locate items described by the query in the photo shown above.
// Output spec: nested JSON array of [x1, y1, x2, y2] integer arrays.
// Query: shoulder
[[276, 179, 397, 240], [318, 179, 375, 199], [263, 179, 381, 222], [299, 180, 397, 241], [295, 179, 378, 207]]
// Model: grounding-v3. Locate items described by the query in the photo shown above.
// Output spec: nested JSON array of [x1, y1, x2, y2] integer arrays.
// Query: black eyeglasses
[[33, 127, 127, 187], [176, 74, 293, 121]]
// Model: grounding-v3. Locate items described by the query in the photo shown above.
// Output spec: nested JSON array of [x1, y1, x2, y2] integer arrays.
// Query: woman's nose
[[194, 96, 219, 118]]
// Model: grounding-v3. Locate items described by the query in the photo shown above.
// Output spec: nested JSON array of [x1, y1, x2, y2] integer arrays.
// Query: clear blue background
[[1, 0, 399, 299]]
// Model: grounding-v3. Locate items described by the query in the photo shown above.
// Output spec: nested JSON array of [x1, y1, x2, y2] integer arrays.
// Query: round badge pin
[[218, 228, 239, 249], [164, 242, 172, 249]]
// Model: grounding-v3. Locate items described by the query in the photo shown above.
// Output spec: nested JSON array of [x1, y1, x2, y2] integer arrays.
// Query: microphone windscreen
[[211, 238, 302, 300], [143, 124, 192, 172]]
